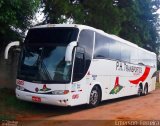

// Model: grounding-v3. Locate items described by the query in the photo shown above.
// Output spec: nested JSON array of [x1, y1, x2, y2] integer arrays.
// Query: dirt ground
[[8, 89, 160, 126], [2, 89, 160, 126]]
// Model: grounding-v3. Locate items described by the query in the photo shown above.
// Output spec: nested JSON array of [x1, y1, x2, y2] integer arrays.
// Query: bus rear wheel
[[137, 84, 143, 96], [89, 86, 101, 107], [143, 84, 148, 95]]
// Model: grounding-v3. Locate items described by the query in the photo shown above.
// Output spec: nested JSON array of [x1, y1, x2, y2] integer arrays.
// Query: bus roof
[[32, 24, 156, 56]]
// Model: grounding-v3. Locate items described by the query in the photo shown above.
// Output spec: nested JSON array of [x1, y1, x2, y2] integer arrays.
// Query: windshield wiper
[[40, 61, 52, 80]]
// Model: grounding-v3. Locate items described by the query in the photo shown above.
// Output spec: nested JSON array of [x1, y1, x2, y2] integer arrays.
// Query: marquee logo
[[110, 77, 123, 94], [39, 84, 51, 92]]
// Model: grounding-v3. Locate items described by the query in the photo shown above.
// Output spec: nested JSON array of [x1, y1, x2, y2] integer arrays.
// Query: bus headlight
[[17, 85, 24, 91], [52, 90, 69, 95]]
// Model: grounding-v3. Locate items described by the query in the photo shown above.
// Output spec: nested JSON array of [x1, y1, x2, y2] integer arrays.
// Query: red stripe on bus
[[129, 66, 150, 85]]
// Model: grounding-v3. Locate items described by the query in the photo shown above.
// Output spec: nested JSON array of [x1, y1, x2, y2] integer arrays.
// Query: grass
[[156, 82, 160, 89], [0, 115, 15, 121], [0, 88, 48, 120], [0, 88, 40, 111], [0, 88, 67, 121]]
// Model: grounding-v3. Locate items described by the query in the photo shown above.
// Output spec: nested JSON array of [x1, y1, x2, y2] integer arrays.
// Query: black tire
[[137, 84, 143, 96], [143, 84, 148, 95], [88, 86, 101, 107]]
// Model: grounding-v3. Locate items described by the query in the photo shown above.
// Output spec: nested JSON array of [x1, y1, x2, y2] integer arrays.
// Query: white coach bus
[[13, 24, 157, 107]]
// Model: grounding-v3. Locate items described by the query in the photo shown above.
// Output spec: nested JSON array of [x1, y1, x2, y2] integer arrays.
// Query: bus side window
[[94, 33, 109, 59], [108, 40, 121, 60], [120, 44, 131, 63], [73, 47, 85, 82], [76, 29, 94, 81]]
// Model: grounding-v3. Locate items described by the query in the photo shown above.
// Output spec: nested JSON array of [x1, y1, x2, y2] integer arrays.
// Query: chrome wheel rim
[[90, 90, 99, 105]]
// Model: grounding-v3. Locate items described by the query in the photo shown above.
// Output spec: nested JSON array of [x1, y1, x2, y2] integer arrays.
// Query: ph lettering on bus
[[116, 61, 123, 71]]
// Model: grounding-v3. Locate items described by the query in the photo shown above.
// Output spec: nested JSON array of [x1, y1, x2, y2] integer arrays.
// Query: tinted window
[[108, 40, 121, 60], [130, 47, 138, 64], [73, 52, 85, 82], [120, 43, 130, 62], [138, 50, 145, 65], [73, 30, 94, 82], [18, 46, 72, 83], [94, 33, 109, 58], [78, 30, 94, 59], [18, 27, 79, 84], [25, 27, 79, 45], [94, 32, 156, 67], [94, 33, 121, 60], [149, 53, 156, 67]]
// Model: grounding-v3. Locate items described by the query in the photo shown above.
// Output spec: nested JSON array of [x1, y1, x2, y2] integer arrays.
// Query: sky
[[32, 7, 74, 25], [32, 8, 45, 25]]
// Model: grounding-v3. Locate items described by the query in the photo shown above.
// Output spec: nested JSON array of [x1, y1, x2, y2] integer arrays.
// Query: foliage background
[[0, 0, 40, 52], [0, 0, 160, 64], [42, 0, 160, 53]]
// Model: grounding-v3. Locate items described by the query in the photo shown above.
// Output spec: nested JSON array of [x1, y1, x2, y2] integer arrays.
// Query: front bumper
[[16, 89, 70, 106]]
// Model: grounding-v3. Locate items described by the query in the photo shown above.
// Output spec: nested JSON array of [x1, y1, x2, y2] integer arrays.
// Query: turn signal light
[[63, 90, 69, 94]]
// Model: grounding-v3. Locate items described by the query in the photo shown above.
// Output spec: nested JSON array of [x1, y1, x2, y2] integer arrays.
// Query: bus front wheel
[[88, 86, 101, 107]]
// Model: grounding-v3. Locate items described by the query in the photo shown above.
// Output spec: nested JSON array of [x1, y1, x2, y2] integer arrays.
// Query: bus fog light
[[20, 86, 24, 91], [51, 90, 69, 95], [16, 86, 24, 91], [17, 86, 20, 90], [52, 90, 64, 95], [52, 91, 56, 95]]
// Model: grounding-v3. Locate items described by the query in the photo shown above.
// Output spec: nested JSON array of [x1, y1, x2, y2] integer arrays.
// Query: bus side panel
[[68, 76, 92, 106], [69, 59, 156, 106], [90, 60, 139, 100], [90, 59, 156, 102]]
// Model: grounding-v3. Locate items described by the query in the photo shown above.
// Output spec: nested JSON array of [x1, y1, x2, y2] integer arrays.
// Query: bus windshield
[[17, 27, 79, 83]]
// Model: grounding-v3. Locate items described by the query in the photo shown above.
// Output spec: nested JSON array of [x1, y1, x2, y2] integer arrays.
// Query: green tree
[[0, 0, 40, 52], [81, 0, 125, 35], [118, 0, 160, 52], [42, 0, 160, 53], [42, 0, 126, 34], [42, 0, 84, 24]]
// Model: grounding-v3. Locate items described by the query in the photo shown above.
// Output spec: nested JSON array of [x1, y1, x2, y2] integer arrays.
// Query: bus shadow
[[99, 94, 141, 106], [22, 94, 149, 118], [22, 101, 88, 118]]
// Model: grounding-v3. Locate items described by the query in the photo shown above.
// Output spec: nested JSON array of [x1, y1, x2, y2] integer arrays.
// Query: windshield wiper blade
[[40, 61, 52, 80]]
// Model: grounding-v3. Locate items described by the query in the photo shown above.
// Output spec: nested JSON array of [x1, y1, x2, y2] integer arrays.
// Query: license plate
[[32, 96, 41, 102]]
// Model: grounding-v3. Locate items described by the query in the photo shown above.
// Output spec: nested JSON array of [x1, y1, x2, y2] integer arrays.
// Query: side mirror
[[4, 41, 20, 59], [65, 41, 77, 63], [76, 46, 85, 54]]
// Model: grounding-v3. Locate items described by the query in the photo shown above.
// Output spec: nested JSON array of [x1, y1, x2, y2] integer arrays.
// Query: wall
[[0, 50, 19, 89]]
